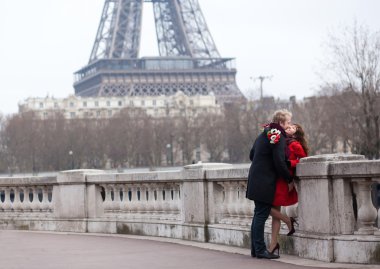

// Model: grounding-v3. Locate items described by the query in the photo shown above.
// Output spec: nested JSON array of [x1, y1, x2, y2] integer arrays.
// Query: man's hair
[[272, 109, 292, 124]]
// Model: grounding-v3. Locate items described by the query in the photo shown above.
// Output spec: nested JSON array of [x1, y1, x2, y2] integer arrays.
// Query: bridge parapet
[[0, 155, 379, 264]]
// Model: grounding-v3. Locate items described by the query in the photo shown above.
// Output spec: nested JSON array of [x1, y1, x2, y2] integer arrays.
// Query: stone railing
[[88, 172, 182, 222], [294, 154, 380, 264], [0, 155, 379, 264], [0, 177, 55, 217]]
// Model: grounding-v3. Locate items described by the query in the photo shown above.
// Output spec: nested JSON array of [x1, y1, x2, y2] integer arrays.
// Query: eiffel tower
[[74, 0, 243, 102]]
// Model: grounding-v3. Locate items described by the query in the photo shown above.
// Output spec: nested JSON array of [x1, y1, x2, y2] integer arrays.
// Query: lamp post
[[166, 144, 172, 166], [250, 75, 273, 100], [196, 146, 201, 163], [69, 150, 74, 170], [179, 137, 185, 165]]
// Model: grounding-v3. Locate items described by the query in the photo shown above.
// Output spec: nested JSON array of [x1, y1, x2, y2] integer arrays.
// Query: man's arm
[[272, 137, 293, 183]]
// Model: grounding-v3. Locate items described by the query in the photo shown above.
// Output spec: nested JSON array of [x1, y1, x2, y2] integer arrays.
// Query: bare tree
[[323, 23, 380, 158], [199, 113, 226, 162]]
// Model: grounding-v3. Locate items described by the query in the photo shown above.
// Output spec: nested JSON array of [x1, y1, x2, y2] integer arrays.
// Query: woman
[[268, 123, 309, 255]]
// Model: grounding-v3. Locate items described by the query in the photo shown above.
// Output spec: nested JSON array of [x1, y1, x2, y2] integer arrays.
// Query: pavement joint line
[[4, 230, 378, 269]]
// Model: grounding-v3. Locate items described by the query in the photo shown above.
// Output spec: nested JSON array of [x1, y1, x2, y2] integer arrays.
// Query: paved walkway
[[0, 231, 377, 269]]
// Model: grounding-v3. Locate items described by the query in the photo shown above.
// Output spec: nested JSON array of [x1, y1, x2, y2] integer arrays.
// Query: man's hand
[[288, 182, 294, 192]]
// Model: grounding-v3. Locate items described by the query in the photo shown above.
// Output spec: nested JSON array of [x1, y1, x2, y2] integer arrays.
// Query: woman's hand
[[288, 182, 295, 192]]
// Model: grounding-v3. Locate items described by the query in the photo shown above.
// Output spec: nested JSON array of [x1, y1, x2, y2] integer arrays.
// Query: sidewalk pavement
[[0, 230, 377, 269]]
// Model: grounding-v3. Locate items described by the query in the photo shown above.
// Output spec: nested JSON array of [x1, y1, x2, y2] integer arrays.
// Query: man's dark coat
[[246, 124, 293, 204]]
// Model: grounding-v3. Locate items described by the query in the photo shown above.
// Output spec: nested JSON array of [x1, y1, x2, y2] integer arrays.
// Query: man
[[246, 109, 294, 259]]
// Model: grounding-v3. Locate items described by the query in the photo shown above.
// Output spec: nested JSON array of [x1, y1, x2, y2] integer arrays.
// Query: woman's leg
[[269, 206, 281, 252], [270, 206, 291, 230], [269, 206, 292, 251]]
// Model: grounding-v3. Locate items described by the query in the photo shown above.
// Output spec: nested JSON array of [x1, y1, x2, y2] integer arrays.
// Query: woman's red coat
[[272, 140, 307, 206]]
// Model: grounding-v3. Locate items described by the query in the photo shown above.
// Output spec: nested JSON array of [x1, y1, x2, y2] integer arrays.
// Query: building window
[[95, 101, 99, 107], [153, 100, 157, 106], [43, 112, 48, 117], [39, 102, 44, 108], [118, 101, 122, 106], [70, 112, 76, 118], [141, 100, 145, 106], [190, 100, 194, 105], [107, 100, 111, 107], [83, 101, 87, 107], [129, 100, 134, 106], [54, 102, 58, 108], [70, 102, 74, 108]]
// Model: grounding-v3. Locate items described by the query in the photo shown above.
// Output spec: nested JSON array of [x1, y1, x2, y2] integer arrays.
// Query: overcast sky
[[0, 0, 379, 115]]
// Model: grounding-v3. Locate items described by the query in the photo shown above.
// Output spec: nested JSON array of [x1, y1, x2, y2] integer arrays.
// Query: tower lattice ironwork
[[74, 0, 243, 102]]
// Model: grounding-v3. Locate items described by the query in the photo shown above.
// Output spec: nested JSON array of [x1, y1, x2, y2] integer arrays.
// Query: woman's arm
[[289, 142, 307, 167]]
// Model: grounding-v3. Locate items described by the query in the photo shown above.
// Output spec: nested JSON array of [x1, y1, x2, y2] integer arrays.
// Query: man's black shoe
[[251, 251, 256, 258], [256, 250, 280, 259]]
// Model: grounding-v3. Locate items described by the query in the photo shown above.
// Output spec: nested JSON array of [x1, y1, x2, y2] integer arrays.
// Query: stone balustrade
[[0, 177, 55, 217], [89, 174, 182, 221], [0, 155, 379, 264]]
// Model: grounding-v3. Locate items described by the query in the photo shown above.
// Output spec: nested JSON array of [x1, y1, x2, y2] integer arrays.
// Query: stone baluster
[[0, 188, 4, 212], [3, 187, 12, 213], [134, 186, 143, 217], [12, 187, 23, 214], [352, 179, 378, 235], [129, 185, 138, 218], [156, 185, 164, 218], [377, 180, 380, 232], [33, 187, 43, 213], [0, 187, 5, 212], [237, 181, 248, 225], [170, 184, 181, 219], [151, 184, 160, 217], [23, 188, 33, 213], [216, 182, 229, 223], [40, 186, 50, 214], [121, 185, 129, 215], [139, 185, 148, 215], [116, 185, 124, 215], [111, 185, 121, 216], [225, 182, 238, 224], [146, 185, 155, 217], [160, 184, 171, 220], [49, 186, 54, 212], [103, 185, 113, 215], [29, 187, 37, 213], [240, 181, 252, 224]]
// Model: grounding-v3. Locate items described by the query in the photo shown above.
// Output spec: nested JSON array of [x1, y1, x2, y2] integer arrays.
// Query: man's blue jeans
[[251, 200, 271, 254]]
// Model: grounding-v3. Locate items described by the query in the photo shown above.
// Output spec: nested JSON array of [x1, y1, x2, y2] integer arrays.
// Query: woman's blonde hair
[[272, 109, 292, 124]]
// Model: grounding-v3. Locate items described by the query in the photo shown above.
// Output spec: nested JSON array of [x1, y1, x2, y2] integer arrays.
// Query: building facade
[[19, 91, 221, 119]]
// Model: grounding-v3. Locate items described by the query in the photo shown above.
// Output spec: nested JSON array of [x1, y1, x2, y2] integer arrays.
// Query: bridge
[[0, 154, 379, 268]]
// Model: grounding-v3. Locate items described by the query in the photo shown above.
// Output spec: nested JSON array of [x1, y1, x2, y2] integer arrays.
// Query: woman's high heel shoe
[[287, 217, 298, 236], [270, 243, 280, 256]]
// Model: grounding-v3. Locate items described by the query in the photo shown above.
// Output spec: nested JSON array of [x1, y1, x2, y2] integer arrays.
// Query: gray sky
[[0, 0, 379, 115]]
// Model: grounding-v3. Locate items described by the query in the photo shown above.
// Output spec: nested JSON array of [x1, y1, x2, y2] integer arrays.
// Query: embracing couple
[[246, 109, 308, 259]]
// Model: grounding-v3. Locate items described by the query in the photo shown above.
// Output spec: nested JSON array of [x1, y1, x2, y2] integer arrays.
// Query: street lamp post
[[196, 146, 201, 163], [69, 150, 74, 170], [166, 144, 172, 166]]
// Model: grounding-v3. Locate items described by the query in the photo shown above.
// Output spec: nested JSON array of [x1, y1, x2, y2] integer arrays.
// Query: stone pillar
[[181, 165, 206, 241], [296, 154, 365, 235], [53, 169, 103, 232]]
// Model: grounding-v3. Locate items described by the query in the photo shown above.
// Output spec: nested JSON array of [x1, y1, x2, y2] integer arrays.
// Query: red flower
[[267, 128, 281, 144]]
